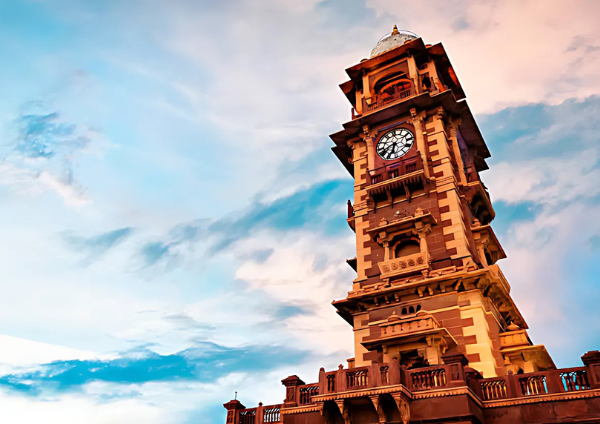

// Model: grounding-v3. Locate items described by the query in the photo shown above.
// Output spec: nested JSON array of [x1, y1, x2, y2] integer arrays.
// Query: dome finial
[[392, 25, 399, 35]]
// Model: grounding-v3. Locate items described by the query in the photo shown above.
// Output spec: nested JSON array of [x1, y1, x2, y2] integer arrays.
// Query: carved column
[[361, 124, 378, 174], [410, 108, 430, 179], [447, 118, 467, 185], [473, 227, 490, 268], [383, 240, 391, 260]]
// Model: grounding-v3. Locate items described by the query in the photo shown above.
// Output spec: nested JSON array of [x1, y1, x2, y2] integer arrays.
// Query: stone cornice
[[311, 384, 413, 402], [483, 388, 600, 408], [412, 386, 484, 408], [280, 405, 322, 415]]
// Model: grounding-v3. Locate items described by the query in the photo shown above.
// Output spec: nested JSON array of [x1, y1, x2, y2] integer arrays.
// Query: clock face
[[376, 128, 415, 160]]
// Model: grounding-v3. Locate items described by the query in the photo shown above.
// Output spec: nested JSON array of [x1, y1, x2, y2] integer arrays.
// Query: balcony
[[360, 75, 443, 115], [363, 86, 413, 113], [362, 312, 457, 355], [366, 156, 426, 201], [367, 156, 423, 187], [500, 330, 531, 349], [479, 367, 593, 401], [227, 351, 600, 424], [378, 250, 429, 278]]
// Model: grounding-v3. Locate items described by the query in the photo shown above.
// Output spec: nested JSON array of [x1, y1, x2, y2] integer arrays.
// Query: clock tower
[[330, 26, 548, 378], [223, 27, 600, 424]]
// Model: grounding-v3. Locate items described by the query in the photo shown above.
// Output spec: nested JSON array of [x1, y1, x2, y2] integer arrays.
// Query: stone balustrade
[[380, 314, 439, 338]]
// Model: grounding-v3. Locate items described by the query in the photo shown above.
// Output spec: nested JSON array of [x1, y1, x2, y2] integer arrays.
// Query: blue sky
[[0, 0, 599, 422]]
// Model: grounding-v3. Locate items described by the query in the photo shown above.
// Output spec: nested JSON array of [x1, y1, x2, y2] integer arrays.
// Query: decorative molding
[[483, 389, 600, 408], [412, 386, 484, 408], [280, 405, 322, 415], [312, 384, 413, 402]]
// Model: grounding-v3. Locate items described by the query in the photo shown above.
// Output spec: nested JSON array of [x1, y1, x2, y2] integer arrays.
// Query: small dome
[[370, 26, 419, 58]]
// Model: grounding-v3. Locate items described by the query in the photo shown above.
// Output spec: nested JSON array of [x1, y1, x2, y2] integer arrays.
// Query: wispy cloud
[[135, 179, 350, 271], [0, 103, 103, 206], [482, 96, 600, 207], [137, 220, 207, 269], [62, 227, 135, 264]]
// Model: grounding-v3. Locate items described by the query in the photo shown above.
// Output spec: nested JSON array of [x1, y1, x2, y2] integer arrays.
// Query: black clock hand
[[384, 142, 396, 156]]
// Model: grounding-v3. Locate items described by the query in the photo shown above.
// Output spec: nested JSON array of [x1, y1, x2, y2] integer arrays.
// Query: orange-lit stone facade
[[224, 28, 600, 424]]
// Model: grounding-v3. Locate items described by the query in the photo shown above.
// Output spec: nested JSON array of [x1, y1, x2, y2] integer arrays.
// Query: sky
[[0, 0, 599, 422]]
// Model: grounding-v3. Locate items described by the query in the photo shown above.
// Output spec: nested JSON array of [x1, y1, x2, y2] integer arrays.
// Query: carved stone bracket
[[334, 399, 352, 424], [391, 393, 410, 424], [369, 394, 387, 423], [316, 401, 332, 424]]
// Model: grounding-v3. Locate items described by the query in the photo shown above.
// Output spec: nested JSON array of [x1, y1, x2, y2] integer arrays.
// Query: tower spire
[[392, 25, 399, 35]]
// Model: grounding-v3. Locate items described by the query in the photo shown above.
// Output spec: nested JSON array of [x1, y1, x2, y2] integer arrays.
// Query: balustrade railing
[[239, 408, 256, 424], [477, 366, 595, 401], [481, 378, 508, 400], [298, 384, 319, 405], [346, 368, 369, 389], [363, 86, 413, 112], [560, 367, 590, 391], [367, 156, 423, 187], [262, 405, 280, 423], [326, 372, 336, 392], [518, 374, 547, 396], [409, 366, 447, 391], [317, 363, 599, 398]]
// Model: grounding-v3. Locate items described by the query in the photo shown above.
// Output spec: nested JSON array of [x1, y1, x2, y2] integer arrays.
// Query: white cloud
[[0, 335, 102, 377], [367, 0, 600, 113], [233, 230, 355, 355], [38, 170, 91, 206], [486, 148, 600, 205]]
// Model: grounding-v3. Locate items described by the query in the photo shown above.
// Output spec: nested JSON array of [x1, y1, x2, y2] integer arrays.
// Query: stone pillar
[[582, 350, 600, 388], [389, 356, 401, 385], [410, 108, 430, 179], [442, 352, 468, 387], [281, 375, 305, 408], [361, 124, 378, 174], [318, 367, 326, 395], [223, 399, 246, 424], [447, 119, 467, 185]]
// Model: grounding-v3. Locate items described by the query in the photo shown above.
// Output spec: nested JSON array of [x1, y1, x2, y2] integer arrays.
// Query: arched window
[[394, 240, 421, 258], [374, 72, 412, 99]]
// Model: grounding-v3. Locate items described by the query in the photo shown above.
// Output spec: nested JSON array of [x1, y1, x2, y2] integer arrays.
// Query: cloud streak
[[0, 104, 102, 206], [62, 227, 135, 264], [0, 342, 309, 395]]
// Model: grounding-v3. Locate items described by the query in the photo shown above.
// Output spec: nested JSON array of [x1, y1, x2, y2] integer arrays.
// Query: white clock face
[[376, 128, 415, 160]]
